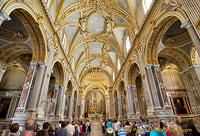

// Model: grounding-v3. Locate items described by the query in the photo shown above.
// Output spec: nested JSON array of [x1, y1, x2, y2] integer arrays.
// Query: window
[[143, 0, 153, 14], [126, 36, 131, 52], [118, 59, 121, 71]]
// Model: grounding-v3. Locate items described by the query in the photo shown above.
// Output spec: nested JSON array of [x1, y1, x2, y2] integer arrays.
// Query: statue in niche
[[173, 97, 188, 115]]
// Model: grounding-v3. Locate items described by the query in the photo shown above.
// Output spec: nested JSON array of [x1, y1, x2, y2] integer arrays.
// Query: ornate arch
[[127, 63, 140, 85], [66, 80, 73, 95], [158, 48, 191, 71], [3, 2, 47, 62], [51, 61, 65, 85], [0, 43, 32, 69], [145, 9, 188, 65]]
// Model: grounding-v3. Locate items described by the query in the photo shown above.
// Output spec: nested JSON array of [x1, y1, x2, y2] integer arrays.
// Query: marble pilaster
[[117, 95, 123, 119], [105, 95, 110, 119], [145, 64, 174, 120], [55, 85, 65, 119], [137, 51, 154, 115], [181, 65, 200, 117], [181, 19, 200, 56], [109, 93, 114, 119], [12, 62, 38, 125], [0, 68, 5, 83], [0, 10, 10, 25], [49, 85, 59, 116], [126, 85, 135, 116], [67, 95, 74, 119], [27, 63, 46, 112], [76, 92, 83, 119], [38, 48, 55, 116]]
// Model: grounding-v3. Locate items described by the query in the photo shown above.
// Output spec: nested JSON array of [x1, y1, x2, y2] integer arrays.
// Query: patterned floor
[[88, 121, 105, 136]]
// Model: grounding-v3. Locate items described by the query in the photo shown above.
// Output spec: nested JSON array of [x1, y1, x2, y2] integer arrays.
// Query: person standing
[[106, 120, 112, 128], [55, 121, 68, 136], [137, 117, 151, 136], [150, 120, 166, 136], [66, 120, 75, 136], [20, 118, 37, 136], [8, 123, 20, 136], [36, 122, 49, 136]]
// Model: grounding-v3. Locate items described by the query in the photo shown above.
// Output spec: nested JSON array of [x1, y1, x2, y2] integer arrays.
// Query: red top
[[166, 131, 172, 136], [79, 125, 82, 133]]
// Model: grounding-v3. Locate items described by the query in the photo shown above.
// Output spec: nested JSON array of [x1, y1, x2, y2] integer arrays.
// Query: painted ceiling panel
[[65, 12, 80, 23], [90, 42, 103, 55], [118, 0, 131, 15], [63, 0, 78, 10], [65, 25, 79, 45]]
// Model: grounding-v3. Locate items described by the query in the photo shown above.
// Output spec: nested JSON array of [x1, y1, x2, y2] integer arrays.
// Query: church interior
[[0, 0, 200, 133]]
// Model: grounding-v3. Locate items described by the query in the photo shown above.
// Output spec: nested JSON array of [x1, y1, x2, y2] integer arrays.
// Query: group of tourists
[[101, 117, 200, 136], [3, 118, 91, 136]]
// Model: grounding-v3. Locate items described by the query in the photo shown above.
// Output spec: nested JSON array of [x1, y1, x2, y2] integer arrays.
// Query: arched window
[[118, 59, 121, 71], [126, 36, 131, 52], [142, 0, 153, 14]]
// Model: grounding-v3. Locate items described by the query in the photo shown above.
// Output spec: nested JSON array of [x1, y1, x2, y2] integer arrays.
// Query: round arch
[[66, 80, 73, 95], [128, 63, 140, 85], [145, 9, 188, 65], [118, 80, 125, 95], [51, 61, 64, 85], [158, 48, 191, 71], [3, 3, 47, 62]]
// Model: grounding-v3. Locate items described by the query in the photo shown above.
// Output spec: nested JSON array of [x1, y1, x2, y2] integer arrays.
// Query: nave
[[0, 0, 200, 135], [88, 121, 105, 136]]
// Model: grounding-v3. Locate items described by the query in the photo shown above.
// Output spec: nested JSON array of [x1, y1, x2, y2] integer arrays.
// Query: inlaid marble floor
[[88, 121, 105, 136]]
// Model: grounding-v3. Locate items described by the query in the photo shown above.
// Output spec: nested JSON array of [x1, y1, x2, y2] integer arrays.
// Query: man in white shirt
[[113, 119, 121, 136], [65, 120, 75, 136]]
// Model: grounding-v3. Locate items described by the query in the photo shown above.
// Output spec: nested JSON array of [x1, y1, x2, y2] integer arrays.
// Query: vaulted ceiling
[[48, 0, 139, 92]]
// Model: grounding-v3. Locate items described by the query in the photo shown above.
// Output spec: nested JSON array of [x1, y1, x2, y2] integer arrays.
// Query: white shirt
[[114, 122, 121, 131], [66, 124, 75, 136]]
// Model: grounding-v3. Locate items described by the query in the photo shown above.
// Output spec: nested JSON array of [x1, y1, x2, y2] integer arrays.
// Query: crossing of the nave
[[0, 0, 200, 135]]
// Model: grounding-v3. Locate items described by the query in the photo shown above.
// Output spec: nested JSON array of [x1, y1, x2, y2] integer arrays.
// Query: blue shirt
[[150, 131, 167, 136], [56, 128, 68, 136], [106, 121, 112, 127]]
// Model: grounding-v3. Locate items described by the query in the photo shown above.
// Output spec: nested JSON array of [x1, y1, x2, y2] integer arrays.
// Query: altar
[[88, 113, 103, 120], [85, 89, 105, 120]]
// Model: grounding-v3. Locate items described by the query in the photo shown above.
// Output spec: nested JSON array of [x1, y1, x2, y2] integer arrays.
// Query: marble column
[[121, 94, 127, 117], [181, 19, 200, 56], [109, 93, 114, 119], [118, 95, 123, 119], [114, 100, 118, 119], [132, 86, 140, 116], [38, 47, 54, 116], [0, 68, 5, 83], [137, 51, 154, 115], [67, 95, 73, 119], [181, 65, 200, 117], [49, 85, 59, 117], [127, 85, 135, 117], [76, 91, 83, 119], [12, 62, 38, 125], [80, 94, 85, 119], [64, 95, 69, 119], [27, 63, 46, 111], [0, 10, 10, 25], [105, 95, 110, 119], [145, 64, 174, 119], [55, 85, 65, 119]]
